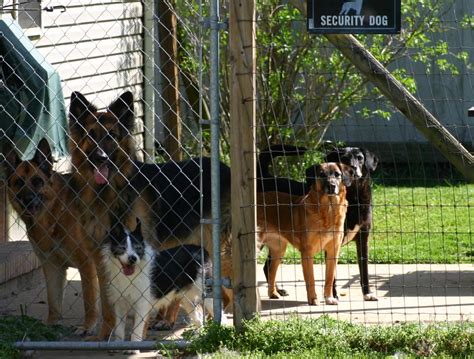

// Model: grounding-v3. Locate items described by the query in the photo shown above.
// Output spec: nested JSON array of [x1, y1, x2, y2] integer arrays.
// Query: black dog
[[257, 144, 307, 195], [258, 145, 378, 301], [324, 147, 378, 301]]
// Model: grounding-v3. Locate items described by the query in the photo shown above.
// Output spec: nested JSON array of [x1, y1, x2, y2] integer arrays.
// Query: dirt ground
[[1, 263, 473, 358]]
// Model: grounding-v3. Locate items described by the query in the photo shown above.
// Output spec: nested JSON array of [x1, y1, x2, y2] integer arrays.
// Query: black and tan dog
[[258, 145, 378, 301], [2, 139, 99, 334], [67, 91, 233, 338], [257, 162, 352, 305]]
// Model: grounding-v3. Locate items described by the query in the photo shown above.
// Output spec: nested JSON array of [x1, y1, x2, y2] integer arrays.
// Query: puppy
[[2, 139, 99, 334], [257, 162, 352, 305], [102, 221, 225, 343]]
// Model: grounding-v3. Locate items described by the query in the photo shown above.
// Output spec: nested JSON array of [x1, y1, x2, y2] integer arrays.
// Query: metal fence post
[[210, 0, 223, 323]]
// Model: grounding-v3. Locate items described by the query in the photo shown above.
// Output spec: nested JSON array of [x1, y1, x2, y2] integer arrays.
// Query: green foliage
[[173, 0, 469, 156], [0, 315, 70, 358], [184, 316, 474, 357]]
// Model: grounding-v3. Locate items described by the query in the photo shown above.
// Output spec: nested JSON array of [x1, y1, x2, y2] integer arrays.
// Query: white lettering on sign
[[320, 15, 365, 26], [369, 15, 388, 26]]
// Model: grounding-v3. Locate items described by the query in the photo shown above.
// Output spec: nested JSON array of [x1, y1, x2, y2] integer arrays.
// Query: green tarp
[[0, 15, 68, 160]]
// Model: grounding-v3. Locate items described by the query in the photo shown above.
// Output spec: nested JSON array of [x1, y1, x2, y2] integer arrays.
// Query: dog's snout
[[21, 193, 38, 206], [128, 255, 138, 265], [328, 184, 337, 194], [95, 148, 108, 162]]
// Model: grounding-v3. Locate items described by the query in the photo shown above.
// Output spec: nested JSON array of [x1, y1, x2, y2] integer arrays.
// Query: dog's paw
[[151, 320, 174, 331], [84, 335, 101, 342], [324, 296, 339, 305], [307, 298, 319, 306], [268, 292, 280, 299], [73, 326, 94, 337], [277, 288, 289, 297], [363, 292, 378, 301], [123, 349, 140, 355]]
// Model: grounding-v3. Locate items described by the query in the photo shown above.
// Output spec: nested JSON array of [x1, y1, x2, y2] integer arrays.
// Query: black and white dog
[[102, 221, 226, 343]]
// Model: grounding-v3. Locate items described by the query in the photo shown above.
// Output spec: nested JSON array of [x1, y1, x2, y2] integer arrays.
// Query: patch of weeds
[[183, 315, 474, 358], [0, 315, 71, 358]]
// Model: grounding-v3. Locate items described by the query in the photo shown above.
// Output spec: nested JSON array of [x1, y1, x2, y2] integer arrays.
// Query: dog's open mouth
[[94, 164, 109, 185], [121, 263, 135, 276]]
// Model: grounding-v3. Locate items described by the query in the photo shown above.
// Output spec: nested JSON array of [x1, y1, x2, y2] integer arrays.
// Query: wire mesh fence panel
[[0, 0, 232, 350], [253, 0, 473, 326], [0, 0, 472, 355]]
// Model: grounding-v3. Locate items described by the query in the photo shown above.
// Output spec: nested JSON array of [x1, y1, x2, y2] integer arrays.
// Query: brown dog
[[2, 139, 99, 334], [257, 162, 352, 305]]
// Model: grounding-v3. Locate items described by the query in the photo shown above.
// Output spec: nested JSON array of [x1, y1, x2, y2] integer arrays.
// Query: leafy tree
[[173, 0, 468, 162]]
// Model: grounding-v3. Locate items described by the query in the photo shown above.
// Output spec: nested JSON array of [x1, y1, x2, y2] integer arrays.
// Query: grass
[[2, 314, 472, 358], [259, 183, 474, 265], [182, 315, 474, 357], [0, 315, 71, 358]]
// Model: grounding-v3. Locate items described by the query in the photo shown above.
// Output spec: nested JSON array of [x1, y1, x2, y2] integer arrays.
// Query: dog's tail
[[257, 144, 307, 178]]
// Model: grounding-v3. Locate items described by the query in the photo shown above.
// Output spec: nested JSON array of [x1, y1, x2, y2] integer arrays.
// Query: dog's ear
[[32, 139, 53, 177], [69, 92, 97, 131], [108, 91, 134, 134], [134, 219, 142, 235], [339, 164, 354, 187], [362, 149, 378, 172], [324, 150, 339, 163], [1, 141, 20, 179]]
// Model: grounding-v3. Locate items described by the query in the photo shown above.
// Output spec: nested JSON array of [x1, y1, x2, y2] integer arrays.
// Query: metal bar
[[209, 0, 222, 323], [14, 340, 189, 351]]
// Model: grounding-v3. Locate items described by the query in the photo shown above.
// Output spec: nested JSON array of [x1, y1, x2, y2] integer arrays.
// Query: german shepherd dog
[[257, 162, 352, 305], [2, 139, 99, 334], [102, 220, 226, 345], [258, 145, 378, 301], [68, 91, 232, 339]]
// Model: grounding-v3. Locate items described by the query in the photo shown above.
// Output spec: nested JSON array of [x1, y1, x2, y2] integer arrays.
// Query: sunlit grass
[[259, 184, 474, 264]]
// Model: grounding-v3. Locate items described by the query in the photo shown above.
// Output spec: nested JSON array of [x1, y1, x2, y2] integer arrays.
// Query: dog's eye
[[31, 177, 44, 188], [335, 172, 341, 178], [14, 178, 25, 188], [108, 131, 119, 140], [357, 154, 364, 161], [88, 129, 97, 141], [112, 245, 126, 254]]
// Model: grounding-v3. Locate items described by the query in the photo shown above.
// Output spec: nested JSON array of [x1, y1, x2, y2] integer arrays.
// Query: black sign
[[307, 0, 401, 34]]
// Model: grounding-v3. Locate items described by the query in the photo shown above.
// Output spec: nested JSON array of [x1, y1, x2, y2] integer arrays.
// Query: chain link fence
[[0, 0, 472, 354]]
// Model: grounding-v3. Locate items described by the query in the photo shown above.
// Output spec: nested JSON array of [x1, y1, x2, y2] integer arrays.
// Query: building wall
[[32, 0, 145, 149], [324, 0, 474, 163]]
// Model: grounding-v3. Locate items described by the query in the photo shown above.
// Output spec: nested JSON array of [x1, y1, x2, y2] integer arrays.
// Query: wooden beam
[[325, 34, 474, 182], [158, 0, 182, 161], [229, 0, 258, 327]]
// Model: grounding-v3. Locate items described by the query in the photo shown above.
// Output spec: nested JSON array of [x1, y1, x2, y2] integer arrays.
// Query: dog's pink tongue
[[122, 264, 135, 276], [94, 164, 109, 185]]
